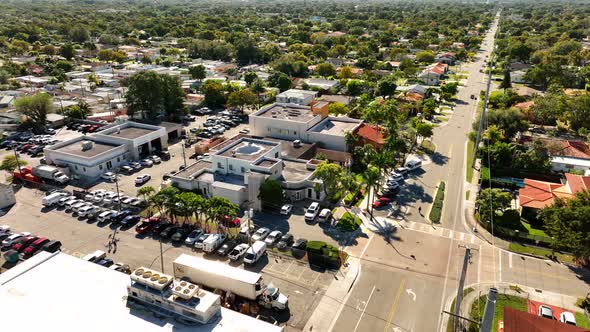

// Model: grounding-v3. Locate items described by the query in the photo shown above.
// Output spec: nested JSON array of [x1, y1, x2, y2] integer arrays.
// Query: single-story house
[[303, 78, 340, 90], [519, 173, 590, 210]]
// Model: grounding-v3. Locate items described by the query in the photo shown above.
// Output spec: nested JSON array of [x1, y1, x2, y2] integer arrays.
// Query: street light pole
[[181, 141, 187, 167], [13, 148, 23, 181]]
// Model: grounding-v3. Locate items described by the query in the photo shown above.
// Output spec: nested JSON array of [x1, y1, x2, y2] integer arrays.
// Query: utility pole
[[13, 148, 23, 181], [181, 141, 187, 167], [454, 245, 477, 331]]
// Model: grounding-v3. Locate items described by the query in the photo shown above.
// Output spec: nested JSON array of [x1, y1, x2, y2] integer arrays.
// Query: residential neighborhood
[[0, 1, 589, 332]]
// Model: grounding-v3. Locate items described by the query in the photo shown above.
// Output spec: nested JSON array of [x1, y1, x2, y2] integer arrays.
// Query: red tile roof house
[[502, 307, 589, 332], [354, 123, 386, 149], [519, 173, 590, 210], [519, 136, 590, 174]]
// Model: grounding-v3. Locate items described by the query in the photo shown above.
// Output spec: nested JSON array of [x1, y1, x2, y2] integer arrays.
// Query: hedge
[[429, 181, 445, 223], [306, 240, 342, 269], [337, 211, 361, 232]]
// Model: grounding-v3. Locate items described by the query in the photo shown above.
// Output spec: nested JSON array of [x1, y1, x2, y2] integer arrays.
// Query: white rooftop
[[174, 254, 261, 285], [0, 252, 283, 332], [552, 156, 590, 167]]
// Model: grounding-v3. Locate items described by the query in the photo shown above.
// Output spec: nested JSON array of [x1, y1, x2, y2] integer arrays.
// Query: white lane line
[[477, 245, 482, 284], [353, 285, 376, 332], [460, 233, 465, 241], [448, 230, 454, 239], [498, 251, 503, 282], [509, 252, 513, 269], [470, 235, 475, 244]]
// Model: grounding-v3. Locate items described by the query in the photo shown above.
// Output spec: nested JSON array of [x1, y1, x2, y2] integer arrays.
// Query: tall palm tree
[[137, 186, 155, 202], [363, 165, 381, 221]]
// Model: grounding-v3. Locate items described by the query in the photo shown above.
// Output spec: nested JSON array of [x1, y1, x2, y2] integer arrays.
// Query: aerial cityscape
[[0, 0, 589, 331]]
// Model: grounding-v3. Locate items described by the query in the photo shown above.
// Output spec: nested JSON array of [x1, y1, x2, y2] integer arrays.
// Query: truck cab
[[258, 283, 288, 310]]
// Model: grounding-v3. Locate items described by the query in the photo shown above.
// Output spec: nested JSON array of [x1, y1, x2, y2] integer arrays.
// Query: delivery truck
[[32, 165, 70, 184], [173, 254, 288, 310]]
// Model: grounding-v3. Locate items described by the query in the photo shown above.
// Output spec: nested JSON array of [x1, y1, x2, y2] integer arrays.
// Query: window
[[106, 161, 112, 169], [99, 165, 103, 170], [229, 164, 233, 171], [132, 292, 137, 297], [83, 167, 86, 172], [241, 167, 245, 173], [275, 152, 279, 158], [267, 128, 271, 132], [117, 157, 120, 162], [155, 300, 162, 304], [294, 131, 297, 135], [74, 166, 78, 170], [217, 162, 223, 168]]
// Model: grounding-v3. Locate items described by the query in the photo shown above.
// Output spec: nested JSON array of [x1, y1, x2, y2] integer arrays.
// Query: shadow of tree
[[430, 151, 450, 166], [396, 182, 433, 207]]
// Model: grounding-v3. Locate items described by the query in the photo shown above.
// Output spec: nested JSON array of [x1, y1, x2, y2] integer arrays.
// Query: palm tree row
[[138, 186, 240, 234]]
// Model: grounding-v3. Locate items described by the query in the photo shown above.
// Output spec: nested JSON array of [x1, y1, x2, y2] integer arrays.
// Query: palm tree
[[363, 165, 381, 221], [137, 186, 155, 201]]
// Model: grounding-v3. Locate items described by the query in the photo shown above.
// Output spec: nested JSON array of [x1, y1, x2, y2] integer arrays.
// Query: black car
[[0, 140, 14, 149], [158, 150, 171, 160], [41, 240, 62, 253], [277, 233, 294, 249], [152, 221, 171, 236], [170, 226, 191, 242], [160, 225, 179, 239], [0, 231, 12, 241], [216, 240, 237, 256], [379, 190, 398, 199], [292, 238, 308, 250], [96, 258, 114, 267], [113, 210, 133, 222], [120, 215, 140, 227]]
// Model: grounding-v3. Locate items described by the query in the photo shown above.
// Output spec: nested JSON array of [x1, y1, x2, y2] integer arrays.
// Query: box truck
[[32, 165, 70, 184], [173, 254, 288, 310]]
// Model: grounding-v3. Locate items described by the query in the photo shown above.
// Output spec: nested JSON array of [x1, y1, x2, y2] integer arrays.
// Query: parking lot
[[0, 186, 334, 331]]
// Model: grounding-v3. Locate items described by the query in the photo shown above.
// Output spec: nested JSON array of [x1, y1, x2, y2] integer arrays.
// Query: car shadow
[[243, 254, 269, 273]]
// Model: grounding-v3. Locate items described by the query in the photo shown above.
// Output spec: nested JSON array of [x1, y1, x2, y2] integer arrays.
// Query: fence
[[478, 218, 553, 246]]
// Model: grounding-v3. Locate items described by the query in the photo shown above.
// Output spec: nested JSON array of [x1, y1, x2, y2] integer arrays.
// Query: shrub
[[496, 209, 521, 229], [337, 211, 361, 232], [429, 181, 446, 223]]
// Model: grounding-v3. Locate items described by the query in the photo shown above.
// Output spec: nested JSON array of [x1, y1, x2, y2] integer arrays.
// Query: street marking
[[353, 285, 376, 332], [477, 245, 482, 284], [384, 278, 406, 332], [470, 235, 475, 244], [448, 144, 453, 159], [509, 252, 513, 269], [448, 230, 454, 239], [460, 233, 465, 241], [405, 288, 416, 301]]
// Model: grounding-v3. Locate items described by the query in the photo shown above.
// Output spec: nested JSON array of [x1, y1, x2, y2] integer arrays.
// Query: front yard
[[468, 294, 527, 332]]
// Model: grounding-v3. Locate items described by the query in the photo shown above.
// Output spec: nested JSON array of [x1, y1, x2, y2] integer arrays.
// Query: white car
[[150, 155, 162, 164], [129, 198, 144, 207], [395, 167, 409, 175], [304, 202, 320, 222], [388, 172, 404, 183], [280, 204, 292, 215], [2, 232, 31, 248], [92, 191, 106, 203], [72, 202, 89, 213], [135, 174, 151, 185], [102, 192, 118, 205], [228, 243, 250, 261], [385, 181, 400, 190], [78, 206, 98, 218], [101, 172, 116, 181], [121, 196, 135, 205], [130, 162, 142, 170], [252, 227, 270, 241], [318, 208, 332, 222], [264, 230, 283, 246], [559, 311, 576, 325], [97, 210, 117, 223], [58, 195, 76, 206], [64, 199, 82, 211], [185, 229, 203, 246], [140, 159, 153, 167]]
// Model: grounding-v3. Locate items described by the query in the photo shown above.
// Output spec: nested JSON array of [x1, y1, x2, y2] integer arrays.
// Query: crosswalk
[[369, 217, 481, 245]]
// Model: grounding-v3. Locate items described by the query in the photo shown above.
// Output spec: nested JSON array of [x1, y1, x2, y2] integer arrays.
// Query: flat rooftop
[[256, 104, 316, 122], [264, 137, 315, 160], [255, 158, 279, 168], [0, 252, 283, 332], [308, 118, 360, 136], [174, 160, 212, 179], [282, 160, 313, 183], [53, 139, 122, 158], [217, 137, 278, 161], [109, 126, 156, 139]]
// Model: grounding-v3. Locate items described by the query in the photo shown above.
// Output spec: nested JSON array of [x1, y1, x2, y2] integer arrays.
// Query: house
[[276, 89, 318, 106], [503, 307, 589, 332], [519, 173, 590, 210], [520, 136, 590, 173], [318, 94, 353, 106], [451, 42, 465, 49], [514, 100, 535, 111], [509, 62, 532, 72], [515, 86, 543, 98], [327, 57, 344, 67], [15, 75, 49, 88], [418, 63, 448, 85], [354, 123, 386, 149], [511, 70, 527, 84], [303, 78, 340, 90], [435, 52, 455, 65]]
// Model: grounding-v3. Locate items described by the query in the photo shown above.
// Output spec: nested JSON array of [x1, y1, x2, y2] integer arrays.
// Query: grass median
[[466, 140, 475, 182], [429, 181, 445, 223]]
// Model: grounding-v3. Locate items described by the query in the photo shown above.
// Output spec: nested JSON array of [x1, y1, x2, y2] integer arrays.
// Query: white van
[[83, 250, 106, 262], [243, 241, 267, 265], [42, 192, 68, 207], [202, 234, 226, 253], [404, 159, 422, 171], [304, 202, 320, 222]]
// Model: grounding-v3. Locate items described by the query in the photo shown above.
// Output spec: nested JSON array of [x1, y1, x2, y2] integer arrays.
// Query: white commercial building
[[276, 89, 318, 106], [44, 121, 172, 182], [0, 251, 283, 332]]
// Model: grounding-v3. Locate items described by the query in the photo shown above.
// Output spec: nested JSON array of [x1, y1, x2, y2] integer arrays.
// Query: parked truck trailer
[[31, 165, 70, 184]]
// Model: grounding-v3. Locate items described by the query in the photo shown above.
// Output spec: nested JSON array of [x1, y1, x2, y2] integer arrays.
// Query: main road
[[331, 12, 590, 332]]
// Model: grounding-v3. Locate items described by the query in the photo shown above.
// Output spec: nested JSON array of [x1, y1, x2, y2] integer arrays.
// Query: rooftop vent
[[81, 140, 93, 151]]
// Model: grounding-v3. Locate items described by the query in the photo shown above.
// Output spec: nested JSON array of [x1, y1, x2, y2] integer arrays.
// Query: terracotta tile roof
[[355, 123, 386, 145], [514, 100, 535, 110], [519, 136, 590, 160], [519, 174, 590, 209], [503, 307, 589, 332], [403, 92, 424, 102]]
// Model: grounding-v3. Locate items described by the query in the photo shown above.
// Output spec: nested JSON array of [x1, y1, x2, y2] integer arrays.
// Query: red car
[[135, 218, 158, 234], [87, 125, 101, 133], [372, 197, 392, 208], [23, 237, 50, 257], [12, 235, 39, 252], [221, 215, 241, 227]]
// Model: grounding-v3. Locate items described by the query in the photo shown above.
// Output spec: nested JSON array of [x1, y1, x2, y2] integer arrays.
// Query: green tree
[[415, 50, 435, 64], [440, 82, 459, 101], [499, 68, 512, 90], [189, 65, 207, 81], [235, 38, 261, 65], [363, 164, 381, 219], [346, 79, 364, 96], [313, 161, 344, 199], [200, 80, 226, 107], [316, 63, 336, 78], [124, 71, 186, 121], [476, 188, 512, 224], [15, 93, 52, 133], [137, 186, 156, 202], [244, 72, 258, 86], [250, 78, 266, 103], [62, 102, 91, 120], [227, 89, 257, 110], [69, 25, 89, 43], [376, 76, 397, 98], [415, 121, 434, 145], [540, 190, 590, 260], [258, 179, 283, 210], [0, 155, 27, 174], [328, 102, 350, 115], [339, 66, 355, 79], [60, 43, 75, 60], [268, 72, 291, 92]]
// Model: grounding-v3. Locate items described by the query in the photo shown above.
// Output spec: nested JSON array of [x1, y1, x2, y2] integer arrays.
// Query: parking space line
[[297, 265, 306, 280], [460, 233, 465, 241], [477, 245, 482, 284], [353, 285, 376, 332], [470, 235, 475, 244], [509, 252, 513, 269], [448, 230, 454, 239], [499, 251, 503, 282]]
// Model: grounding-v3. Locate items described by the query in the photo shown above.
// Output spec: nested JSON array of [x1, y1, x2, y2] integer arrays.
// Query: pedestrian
[[113, 239, 118, 253], [418, 206, 422, 215]]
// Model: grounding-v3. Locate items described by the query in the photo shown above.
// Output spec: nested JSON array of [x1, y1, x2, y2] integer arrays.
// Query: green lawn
[[466, 140, 475, 182], [447, 287, 475, 332], [520, 219, 548, 237], [469, 294, 527, 332], [466, 190, 470, 200], [420, 139, 436, 155], [508, 243, 574, 264], [575, 312, 590, 328]]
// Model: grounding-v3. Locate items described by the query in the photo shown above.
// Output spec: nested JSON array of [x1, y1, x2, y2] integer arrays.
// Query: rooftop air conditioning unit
[[81, 141, 93, 151]]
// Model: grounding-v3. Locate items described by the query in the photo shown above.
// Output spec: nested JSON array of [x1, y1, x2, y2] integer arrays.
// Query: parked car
[[264, 230, 283, 246], [318, 208, 332, 223], [120, 215, 140, 227], [101, 172, 117, 182], [23, 238, 50, 257], [228, 243, 250, 261], [160, 225, 179, 239], [277, 233, 294, 249], [304, 202, 320, 222], [96, 258, 114, 267], [216, 240, 238, 256], [252, 227, 270, 241], [373, 197, 392, 208], [120, 165, 134, 174], [152, 221, 171, 236], [184, 229, 203, 245], [12, 235, 39, 252], [135, 218, 157, 234], [130, 162, 142, 170], [135, 174, 151, 185], [404, 159, 422, 171], [112, 210, 133, 223], [150, 155, 162, 164], [97, 210, 117, 223], [78, 205, 99, 218], [1, 232, 26, 248], [243, 241, 266, 265], [194, 233, 211, 249], [395, 167, 409, 175], [158, 150, 171, 160], [292, 238, 308, 250], [559, 312, 577, 325], [170, 226, 192, 242], [41, 240, 61, 253], [280, 204, 293, 215], [388, 172, 404, 183], [140, 159, 153, 167], [538, 305, 554, 320]]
